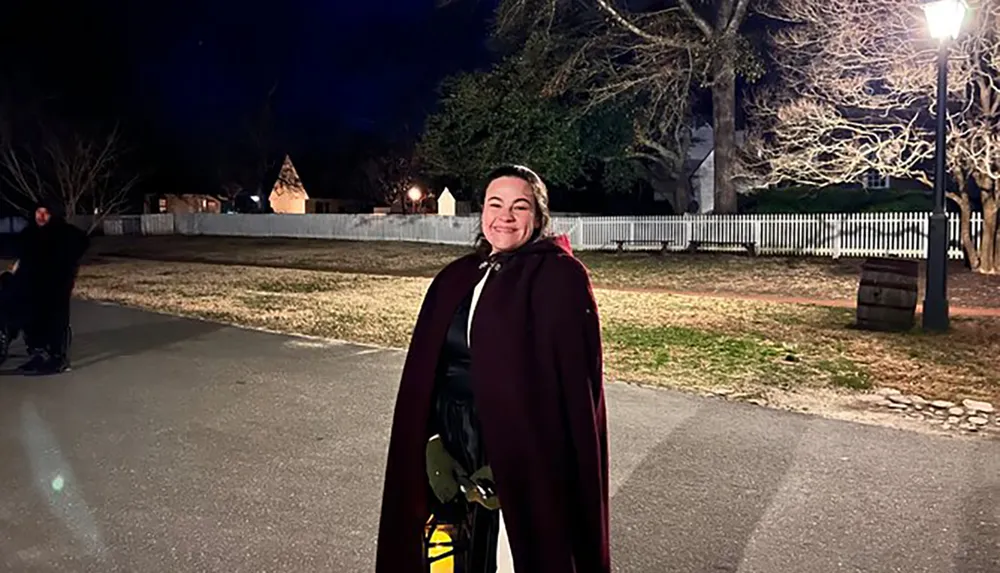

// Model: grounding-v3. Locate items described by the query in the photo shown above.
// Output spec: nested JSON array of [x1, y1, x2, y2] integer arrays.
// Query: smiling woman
[[376, 165, 610, 573]]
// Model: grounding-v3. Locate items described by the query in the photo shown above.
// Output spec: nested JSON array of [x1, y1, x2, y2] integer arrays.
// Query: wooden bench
[[614, 239, 675, 255], [687, 240, 758, 256]]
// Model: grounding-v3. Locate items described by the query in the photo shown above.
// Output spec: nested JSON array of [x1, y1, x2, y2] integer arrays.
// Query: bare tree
[[490, 9, 693, 211], [562, 22, 699, 211], [217, 81, 281, 203], [495, 0, 760, 213], [746, 0, 1000, 273], [246, 81, 280, 196], [354, 151, 418, 206], [0, 123, 139, 232]]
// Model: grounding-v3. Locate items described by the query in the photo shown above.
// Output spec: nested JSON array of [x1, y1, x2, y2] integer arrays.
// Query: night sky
[[0, 0, 494, 193]]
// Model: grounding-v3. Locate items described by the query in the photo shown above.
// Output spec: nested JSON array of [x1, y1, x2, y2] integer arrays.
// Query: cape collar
[[478, 234, 573, 273]]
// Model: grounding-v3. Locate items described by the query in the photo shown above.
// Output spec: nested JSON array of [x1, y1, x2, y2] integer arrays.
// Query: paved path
[[1, 302, 998, 573]]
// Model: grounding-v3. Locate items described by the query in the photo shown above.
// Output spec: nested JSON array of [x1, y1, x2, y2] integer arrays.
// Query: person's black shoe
[[16, 352, 47, 373], [29, 356, 71, 376]]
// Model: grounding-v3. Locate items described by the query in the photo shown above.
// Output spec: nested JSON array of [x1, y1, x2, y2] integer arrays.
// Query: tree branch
[[677, 0, 714, 38], [1, 117, 139, 227], [726, 0, 753, 35], [594, 0, 694, 48]]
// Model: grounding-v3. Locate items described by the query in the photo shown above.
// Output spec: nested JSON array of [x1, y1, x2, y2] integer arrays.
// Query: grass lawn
[[75, 257, 1000, 405], [90, 235, 1000, 308]]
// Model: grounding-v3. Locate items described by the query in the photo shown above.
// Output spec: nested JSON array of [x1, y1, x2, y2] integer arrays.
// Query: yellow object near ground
[[426, 516, 455, 573]]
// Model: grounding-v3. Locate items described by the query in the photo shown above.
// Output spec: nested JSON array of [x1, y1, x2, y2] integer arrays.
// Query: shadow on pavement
[[70, 316, 225, 369], [609, 404, 806, 572], [954, 456, 1000, 572], [0, 311, 224, 375]]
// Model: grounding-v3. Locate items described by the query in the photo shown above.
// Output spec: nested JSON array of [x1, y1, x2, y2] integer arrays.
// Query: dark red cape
[[376, 235, 610, 573]]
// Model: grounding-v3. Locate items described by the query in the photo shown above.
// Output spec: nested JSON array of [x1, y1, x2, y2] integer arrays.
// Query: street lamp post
[[921, 0, 967, 332]]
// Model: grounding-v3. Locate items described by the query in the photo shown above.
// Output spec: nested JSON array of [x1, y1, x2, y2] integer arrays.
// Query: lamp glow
[[923, 0, 967, 41], [407, 186, 423, 202]]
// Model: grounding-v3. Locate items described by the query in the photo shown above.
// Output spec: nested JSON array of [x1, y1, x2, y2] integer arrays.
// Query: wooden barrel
[[855, 257, 920, 332]]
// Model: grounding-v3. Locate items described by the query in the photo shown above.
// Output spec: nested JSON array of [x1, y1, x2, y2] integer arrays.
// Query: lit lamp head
[[407, 186, 423, 202], [923, 0, 967, 41]]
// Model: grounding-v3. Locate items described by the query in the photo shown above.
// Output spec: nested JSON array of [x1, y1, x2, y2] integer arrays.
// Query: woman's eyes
[[487, 202, 531, 213]]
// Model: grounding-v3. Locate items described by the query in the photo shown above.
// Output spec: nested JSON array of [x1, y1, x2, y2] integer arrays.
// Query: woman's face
[[482, 176, 538, 254]]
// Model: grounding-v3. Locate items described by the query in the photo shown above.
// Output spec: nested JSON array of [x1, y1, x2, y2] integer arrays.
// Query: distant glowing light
[[407, 186, 423, 202], [250, 195, 261, 203], [52, 475, 65, 491]]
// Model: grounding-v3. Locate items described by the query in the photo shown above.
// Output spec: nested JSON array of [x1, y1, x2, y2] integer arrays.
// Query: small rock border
[[703, 388, 769, 407], [874, 388, 998, 435], [700, 387, 998, 437]]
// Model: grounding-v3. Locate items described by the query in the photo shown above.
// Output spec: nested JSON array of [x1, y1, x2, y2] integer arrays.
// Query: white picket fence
[[102, 213, 175, 236], [102, 211, 985, 260]]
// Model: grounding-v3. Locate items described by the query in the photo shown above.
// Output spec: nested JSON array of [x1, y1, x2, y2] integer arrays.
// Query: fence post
[[922, 213, 929, 259], [832, 216, 843, 259], [752, 218, 762, 253], [685, 215, 694, 249], [629, 220, 635, 244]]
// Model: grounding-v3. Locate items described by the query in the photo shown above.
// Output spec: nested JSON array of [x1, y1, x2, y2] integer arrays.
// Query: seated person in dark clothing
[[11, 199, 89, 374]]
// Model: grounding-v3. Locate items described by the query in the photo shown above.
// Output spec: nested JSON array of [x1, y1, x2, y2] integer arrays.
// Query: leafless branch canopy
[[744, 0, 1000, 270], [745, 0, 1000, 193], [0, 122, 139, 231], [495, 0, 760, 213], [356, 152, 418, 206], [495, 0, 709, 183]]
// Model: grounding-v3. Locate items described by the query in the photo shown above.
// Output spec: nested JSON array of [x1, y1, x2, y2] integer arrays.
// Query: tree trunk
[[995, 212, 1000, 273], [675, 180, 692, 215], [666, 163, 691, 215], [953, 192, 980, 270], [711, 53, 738, 214], [652, 177, 679, 215], [980, 193, 999, 274]]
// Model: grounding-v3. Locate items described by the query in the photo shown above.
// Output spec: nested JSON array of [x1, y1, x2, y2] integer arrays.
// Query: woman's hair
[[474, 165, 552, 258]]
